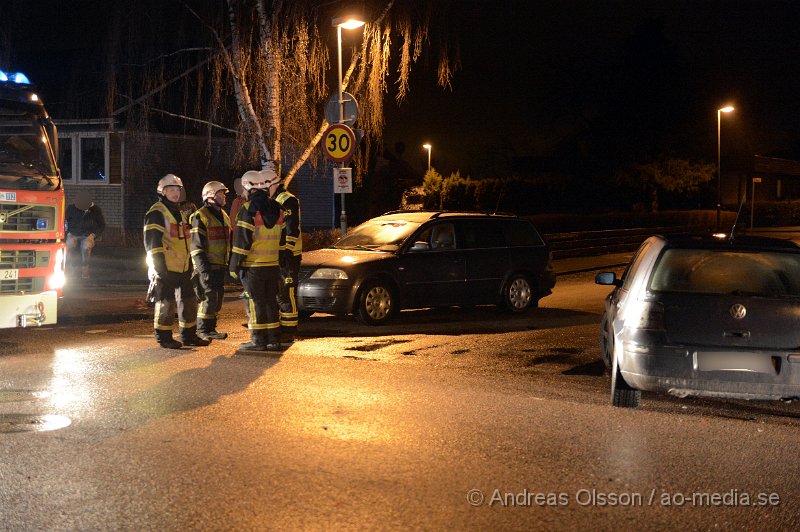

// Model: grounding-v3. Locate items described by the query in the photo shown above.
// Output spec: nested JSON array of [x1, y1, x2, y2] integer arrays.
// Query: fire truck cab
[[0, 69, 65, 328]]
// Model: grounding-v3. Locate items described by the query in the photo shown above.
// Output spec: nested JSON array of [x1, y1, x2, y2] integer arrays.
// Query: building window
[[80, 137, 106, 181], [58, 133, 109, 184]]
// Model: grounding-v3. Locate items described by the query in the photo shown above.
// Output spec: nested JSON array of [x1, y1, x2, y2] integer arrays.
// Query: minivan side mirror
[[595, 272, 622, 287], [409, 241, 431, 252]]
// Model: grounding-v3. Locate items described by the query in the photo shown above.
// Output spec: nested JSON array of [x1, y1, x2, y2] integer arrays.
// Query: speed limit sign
[[322, 123, 356, 162]]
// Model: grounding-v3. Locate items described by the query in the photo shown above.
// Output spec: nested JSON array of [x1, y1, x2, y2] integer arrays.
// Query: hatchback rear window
[[649, 248, 800, 296]]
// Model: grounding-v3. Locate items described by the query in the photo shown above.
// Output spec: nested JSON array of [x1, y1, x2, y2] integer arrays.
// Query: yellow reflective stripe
[[190, 249, 204, 257], [178, 320, 196, 329], [145, 223, 165, 233], [245, 248, 278, 256], [232, 247, 249, 255], [249, 322, 280, 330], [247, 298, 257, 329], [197, 311, 215, 319], [242, 260, 279, 267], [191, 226, 206, 235], [148, 248, 166, 255], [237, 220, 255, 231]]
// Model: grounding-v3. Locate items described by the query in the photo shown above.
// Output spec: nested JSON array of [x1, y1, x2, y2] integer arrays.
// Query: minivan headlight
[[310, 268, 349, 280]]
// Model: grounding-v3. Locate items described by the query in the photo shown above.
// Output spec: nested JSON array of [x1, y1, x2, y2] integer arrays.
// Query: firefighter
[[262, 168, 302, 344], [229, 169, 284, 351], [144, 174, 211, 349], [190, 180, 232, 341]]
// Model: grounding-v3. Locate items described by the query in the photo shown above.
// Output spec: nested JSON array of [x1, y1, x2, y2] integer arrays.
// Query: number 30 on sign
[[322, 123, 356, 162]]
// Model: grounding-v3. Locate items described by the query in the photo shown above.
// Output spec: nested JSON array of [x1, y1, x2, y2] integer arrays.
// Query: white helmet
[[202, 180, 229, 201], [259, 166, 281, 187], [241, 170, 268, 191], [157, 173, 184, 195]]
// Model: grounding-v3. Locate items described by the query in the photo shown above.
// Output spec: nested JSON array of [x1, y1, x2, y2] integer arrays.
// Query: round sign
[[322, 123, 356, 162], [325, 92, 359, 127]]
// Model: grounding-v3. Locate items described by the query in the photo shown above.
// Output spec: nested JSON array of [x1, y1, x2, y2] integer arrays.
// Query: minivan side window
[[458, 220, 504, 249], [501, 220, 544, 246], [429, 223, 456, 250]]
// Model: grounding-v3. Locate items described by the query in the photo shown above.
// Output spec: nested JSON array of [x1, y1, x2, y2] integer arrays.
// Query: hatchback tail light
[[623, 300, 665, 330]]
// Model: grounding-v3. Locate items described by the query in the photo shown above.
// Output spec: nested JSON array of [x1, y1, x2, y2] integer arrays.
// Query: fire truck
[[0, 69, 65, 328]]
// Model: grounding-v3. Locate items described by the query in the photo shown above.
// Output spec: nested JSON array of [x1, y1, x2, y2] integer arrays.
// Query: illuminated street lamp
[[332, 15, 365, 235], [716, 105, 735, 231], [422, 143, 432, 172]]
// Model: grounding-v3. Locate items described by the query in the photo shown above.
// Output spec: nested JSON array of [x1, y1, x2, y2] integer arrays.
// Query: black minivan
[[297, 211, 556, 324]]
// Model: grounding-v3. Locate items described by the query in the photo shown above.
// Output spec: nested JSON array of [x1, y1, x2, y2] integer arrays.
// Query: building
[[57, 120, 335, 245]]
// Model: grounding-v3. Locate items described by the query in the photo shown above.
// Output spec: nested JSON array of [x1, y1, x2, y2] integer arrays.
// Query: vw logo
[[0, 212, 6, 223], [729, 304, 747, 320]]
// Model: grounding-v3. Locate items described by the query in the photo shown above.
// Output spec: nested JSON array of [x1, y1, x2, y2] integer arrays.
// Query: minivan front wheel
[[503, 274, 534, 313], [356, 280, 396, 325]]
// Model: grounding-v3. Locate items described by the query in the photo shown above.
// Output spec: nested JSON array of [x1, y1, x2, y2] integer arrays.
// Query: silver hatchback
[[596, 234, 800, 408]]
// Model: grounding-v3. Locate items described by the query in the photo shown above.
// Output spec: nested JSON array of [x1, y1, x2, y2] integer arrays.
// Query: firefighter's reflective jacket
[[144, 200, 191, 275], [189, 203, 232, 271]]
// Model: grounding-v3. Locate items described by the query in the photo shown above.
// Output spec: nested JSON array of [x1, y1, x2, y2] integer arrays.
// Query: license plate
[[0, 269, 19, 280], [696, 351, 774, 373]]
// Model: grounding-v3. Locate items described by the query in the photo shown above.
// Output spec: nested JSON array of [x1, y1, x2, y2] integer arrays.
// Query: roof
[[660, 234, 800, 252]]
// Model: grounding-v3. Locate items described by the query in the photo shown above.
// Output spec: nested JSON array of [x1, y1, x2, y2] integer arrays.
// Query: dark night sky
[[384, 1, 800, 176], [5, 1, 800, 179]]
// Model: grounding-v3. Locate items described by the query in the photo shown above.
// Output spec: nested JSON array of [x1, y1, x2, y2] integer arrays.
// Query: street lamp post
[[333, 16, 365, 236], [422, 143, 432, 172], [716, 105, 734, 231]]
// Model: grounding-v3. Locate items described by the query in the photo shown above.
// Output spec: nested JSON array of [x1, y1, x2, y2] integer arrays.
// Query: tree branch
[[284, 0, 396, 187]]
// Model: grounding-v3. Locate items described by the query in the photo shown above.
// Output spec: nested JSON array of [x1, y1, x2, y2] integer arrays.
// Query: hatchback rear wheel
[[356, 280, 396, 325], [611, 343, 641, 408], [503, 274, 534, 313]]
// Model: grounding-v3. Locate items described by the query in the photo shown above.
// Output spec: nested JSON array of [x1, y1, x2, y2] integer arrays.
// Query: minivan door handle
[[723, 330, 750, 339]]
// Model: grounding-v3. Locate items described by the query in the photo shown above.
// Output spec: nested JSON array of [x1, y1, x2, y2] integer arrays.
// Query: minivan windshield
[[333, 218, 423, 251], [0, 105, 60, 191]]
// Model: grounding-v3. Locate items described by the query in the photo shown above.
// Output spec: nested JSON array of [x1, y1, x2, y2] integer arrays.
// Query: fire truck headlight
[[49, 248, 66, 290], [36, 218, 48, 230]]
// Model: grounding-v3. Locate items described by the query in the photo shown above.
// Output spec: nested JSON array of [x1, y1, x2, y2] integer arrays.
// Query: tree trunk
[[226, 0, 271, 168], [256, 0, 282, 172]]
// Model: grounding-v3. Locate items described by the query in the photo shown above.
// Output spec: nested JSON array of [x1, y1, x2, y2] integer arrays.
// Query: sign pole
[[750, 177, 761, 231], [337, 25, 347, 236]]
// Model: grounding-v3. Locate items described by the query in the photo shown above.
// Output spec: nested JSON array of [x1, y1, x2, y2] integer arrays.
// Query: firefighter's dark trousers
[[240, 266, 281, 345], [197, 269, 226, 334], [153, 271, 199, 342], [278, 260, 300, 338]]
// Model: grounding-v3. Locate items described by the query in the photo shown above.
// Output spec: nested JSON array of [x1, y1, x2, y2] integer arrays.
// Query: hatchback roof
[[660, 234, 800, 252]]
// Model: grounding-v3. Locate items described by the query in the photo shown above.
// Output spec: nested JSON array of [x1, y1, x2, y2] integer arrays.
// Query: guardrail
[[544, 225, 711, 259]]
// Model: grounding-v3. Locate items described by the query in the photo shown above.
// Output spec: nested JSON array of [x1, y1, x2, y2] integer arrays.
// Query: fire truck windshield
[[0, 107, 60, 191]]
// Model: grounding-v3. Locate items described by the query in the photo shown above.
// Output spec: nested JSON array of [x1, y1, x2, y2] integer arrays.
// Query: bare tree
[[109, 0, 460, 186]]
